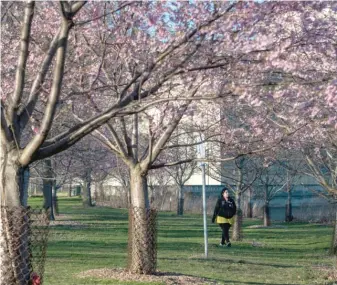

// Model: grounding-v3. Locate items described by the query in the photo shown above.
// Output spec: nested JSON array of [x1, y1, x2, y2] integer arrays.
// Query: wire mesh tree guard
[[127, 206, 157, 274], [0, 206, 50, 285]]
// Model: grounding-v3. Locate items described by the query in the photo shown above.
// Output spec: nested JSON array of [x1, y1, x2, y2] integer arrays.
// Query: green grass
[[28, 197, 336, 285]]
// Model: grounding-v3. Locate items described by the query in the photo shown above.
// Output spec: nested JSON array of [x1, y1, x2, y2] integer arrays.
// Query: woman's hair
[[221, 187, 229, 196]]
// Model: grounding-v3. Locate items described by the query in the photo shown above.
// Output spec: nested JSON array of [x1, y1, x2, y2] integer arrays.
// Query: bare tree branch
[[141, 81, 205, 169], [74, 2, 131, 26]]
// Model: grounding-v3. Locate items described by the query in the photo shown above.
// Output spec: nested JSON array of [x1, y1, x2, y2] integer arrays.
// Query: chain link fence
[[127, 207, 157, 274], [0, 206, 50, 285]]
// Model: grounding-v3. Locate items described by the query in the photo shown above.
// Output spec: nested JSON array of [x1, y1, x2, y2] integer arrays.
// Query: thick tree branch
[[58, 1, 69, 20], [20, 20, 72, 166], [1, 101, 12, 145], [18, 28, 61, 127], [131, 114, 139, 162], [31, 105, 122, 161], [150, 159, 194, 170], [120, 117, 132, 156], [8, 1, 35, 127], [150, 155, 243, 170], [69, 1, 87, 16]]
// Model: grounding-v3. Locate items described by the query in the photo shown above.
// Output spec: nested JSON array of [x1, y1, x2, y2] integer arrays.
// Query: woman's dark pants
[[219, 223, 231, 245]]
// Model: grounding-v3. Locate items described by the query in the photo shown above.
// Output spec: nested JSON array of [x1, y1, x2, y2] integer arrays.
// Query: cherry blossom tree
[[253, 158, 288, 227], [299, 146, 337, 255]]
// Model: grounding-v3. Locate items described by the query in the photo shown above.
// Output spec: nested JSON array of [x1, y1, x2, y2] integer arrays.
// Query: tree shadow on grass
[[219, 281, 301, 285], [160, 256, 302, 269], [78, 268, 224, 285]]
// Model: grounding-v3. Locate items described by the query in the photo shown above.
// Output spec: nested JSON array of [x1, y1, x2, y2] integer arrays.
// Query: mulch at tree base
[[78, 268, 221, 285]]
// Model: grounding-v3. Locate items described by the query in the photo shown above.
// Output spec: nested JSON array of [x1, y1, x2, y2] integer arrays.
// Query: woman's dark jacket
[[212, 197, 237, 223]]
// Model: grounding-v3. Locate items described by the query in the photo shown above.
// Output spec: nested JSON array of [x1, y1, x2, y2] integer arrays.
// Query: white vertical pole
[[197, 133, 208, 258], [201, 163, 208, 258]]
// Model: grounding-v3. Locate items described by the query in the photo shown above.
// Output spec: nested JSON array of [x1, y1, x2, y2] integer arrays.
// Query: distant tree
[[158, 127, 198, 215], [301, 146, 337, 255], [254, 158, 288, 227], [276, 154, 304, 223], [147, 168, 172, 210]]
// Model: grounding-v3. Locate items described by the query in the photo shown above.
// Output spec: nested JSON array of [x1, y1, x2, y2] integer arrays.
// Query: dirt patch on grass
[[313, 265, 337, 283], [78, 268, 221, 285]]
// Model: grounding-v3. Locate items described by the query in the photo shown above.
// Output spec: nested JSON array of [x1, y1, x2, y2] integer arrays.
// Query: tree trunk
[[330, 211, 337, 256], [42, 159, 54, 221], [82, 169, 93, 207], [285, 188, 293, 222], [149, 185, 155, 206], [52, 184, 59, 216], [128, 166, 156, 274], [232, 192, 243, 241], [68, 181, 72, 197], [0, 150, 31, 285], [19, 167, 30, 207], [246, 187, 253, 218], [263, 201, 271, 227], [126, 185, 131, 208], [177, 185, 184, 216]]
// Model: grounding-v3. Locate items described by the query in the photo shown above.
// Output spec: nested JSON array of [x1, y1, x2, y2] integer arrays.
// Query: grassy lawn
[[28, 196, 336, 285]]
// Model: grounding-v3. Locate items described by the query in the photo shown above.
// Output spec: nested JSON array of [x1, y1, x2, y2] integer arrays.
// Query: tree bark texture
[[42, 159, 54, 221], [232, 192, 242, 241], [1, 150, 22, 207], [82, 169, 93, 207], [263, 202, 271, 227], [52, 184, 59, 216], [246, 188, 253, 218], [68, 181, 72, 197], [176, 185, 184, 216], [285, 188, 293, 222], [0, 151, 31, 285], [19, 168, 30, 207]]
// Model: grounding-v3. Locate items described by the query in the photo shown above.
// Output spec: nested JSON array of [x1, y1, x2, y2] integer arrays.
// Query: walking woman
[[212, 188, 237, 247]]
